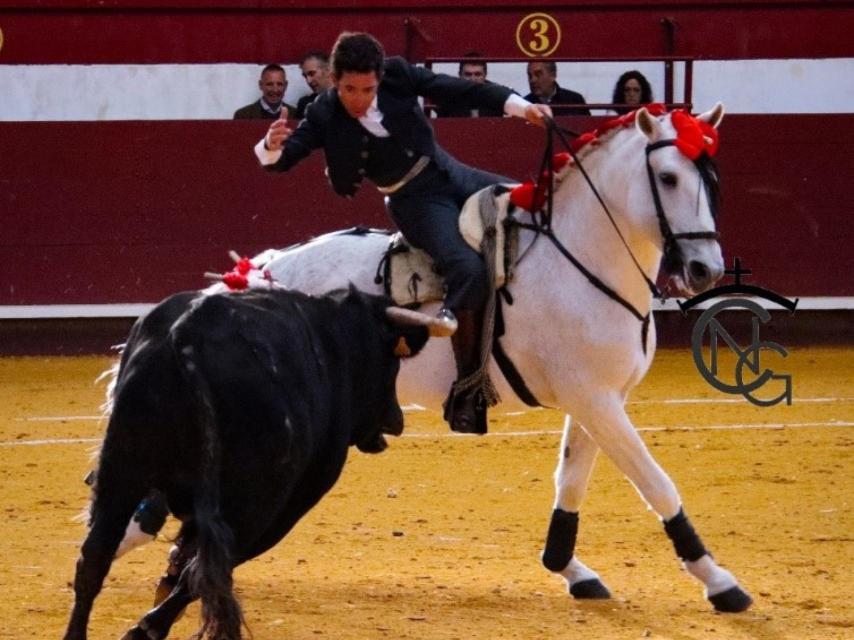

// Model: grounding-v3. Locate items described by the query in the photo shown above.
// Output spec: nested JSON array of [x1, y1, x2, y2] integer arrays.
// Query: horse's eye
[[659, 172, 678, 187]]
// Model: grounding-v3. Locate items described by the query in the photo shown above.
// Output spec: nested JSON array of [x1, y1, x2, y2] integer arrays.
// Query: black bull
[[63, 287, 447, 640]]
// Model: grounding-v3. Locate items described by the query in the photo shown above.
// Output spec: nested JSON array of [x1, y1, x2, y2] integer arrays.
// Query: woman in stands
[[611, 70, 653, 114]]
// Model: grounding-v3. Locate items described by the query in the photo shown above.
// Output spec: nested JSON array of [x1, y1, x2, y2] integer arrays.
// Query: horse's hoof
[[709, 585, 753, 612], [569, 578, 611, 599]]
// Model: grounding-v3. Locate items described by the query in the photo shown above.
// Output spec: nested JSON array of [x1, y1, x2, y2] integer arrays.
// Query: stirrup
[[435, 307, 459, 334]]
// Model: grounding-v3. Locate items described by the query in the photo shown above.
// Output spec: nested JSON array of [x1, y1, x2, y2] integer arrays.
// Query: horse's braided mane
[[695, 152, 722, 219], [553, 103, 670, 181], [551, 104, 722, 218]]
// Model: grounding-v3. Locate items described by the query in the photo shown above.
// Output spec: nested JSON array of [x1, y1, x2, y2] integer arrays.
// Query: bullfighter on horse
[[255, 31, 552, 433]]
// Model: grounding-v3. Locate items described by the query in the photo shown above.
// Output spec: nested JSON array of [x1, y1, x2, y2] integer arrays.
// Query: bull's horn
[[204, 272, 224, 282], [385, 307, 457, 337]]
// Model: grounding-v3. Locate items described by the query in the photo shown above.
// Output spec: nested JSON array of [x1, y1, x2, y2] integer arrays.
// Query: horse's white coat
[[251, 106, 745, 604]]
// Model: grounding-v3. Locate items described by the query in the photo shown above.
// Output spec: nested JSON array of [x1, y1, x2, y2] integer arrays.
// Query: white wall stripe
[[3, 59, 854, 121]]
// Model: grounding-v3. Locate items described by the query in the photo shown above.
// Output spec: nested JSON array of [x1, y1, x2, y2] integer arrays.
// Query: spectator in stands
[[611, 70, 653, 114], [524, 60, 590, 116], [295, 51, 334, 118], [234, 64, 295, 120], [255, 32, 552, 435], [436, 52, 504, 118]]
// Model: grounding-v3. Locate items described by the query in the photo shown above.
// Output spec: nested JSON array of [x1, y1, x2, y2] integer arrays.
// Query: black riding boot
[[444, 308, 488, 434]]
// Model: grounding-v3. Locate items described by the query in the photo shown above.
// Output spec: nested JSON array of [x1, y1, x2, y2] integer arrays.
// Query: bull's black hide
[[63, 287, 430, 640]]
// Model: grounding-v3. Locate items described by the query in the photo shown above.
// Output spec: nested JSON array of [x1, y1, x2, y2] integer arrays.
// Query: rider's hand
[[265, 111, 292, 151], [525, 103, 552, 127]]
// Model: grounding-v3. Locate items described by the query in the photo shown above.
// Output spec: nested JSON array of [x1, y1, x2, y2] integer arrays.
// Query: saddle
[[378, 184, 519, 307]]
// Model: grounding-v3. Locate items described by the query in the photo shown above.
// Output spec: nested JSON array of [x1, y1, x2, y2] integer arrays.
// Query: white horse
[[249, 104, 751, 612], [247, 104, 752, 612], [241, 104, 753, 612]]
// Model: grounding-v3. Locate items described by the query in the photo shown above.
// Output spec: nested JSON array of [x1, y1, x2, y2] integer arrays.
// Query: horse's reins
[[510, 115, 719, 323], [493, 112, 721, 408]]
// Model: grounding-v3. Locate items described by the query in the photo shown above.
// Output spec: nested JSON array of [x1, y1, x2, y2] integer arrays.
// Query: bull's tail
[[172, 336, 244, 639]]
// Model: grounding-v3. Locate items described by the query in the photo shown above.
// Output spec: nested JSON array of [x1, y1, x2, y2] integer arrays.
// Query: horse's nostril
[[689, 261, 710, 283]]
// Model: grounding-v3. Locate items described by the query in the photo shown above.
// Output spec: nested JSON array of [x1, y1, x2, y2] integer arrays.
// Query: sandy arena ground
[[0, 347, 851, 639]]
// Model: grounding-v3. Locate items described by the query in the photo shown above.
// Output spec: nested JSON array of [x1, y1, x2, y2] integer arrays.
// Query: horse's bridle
[[509, 117, 721, 322], [495, 116, 721, 408], [645, 139, 720, 278]]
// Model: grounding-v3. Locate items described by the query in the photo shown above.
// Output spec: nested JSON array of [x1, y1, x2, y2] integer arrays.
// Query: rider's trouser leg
[[386, 160, 508, 433]]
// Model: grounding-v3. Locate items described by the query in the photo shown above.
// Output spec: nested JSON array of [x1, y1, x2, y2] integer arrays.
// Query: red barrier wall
[[2, 114, 852, 306], [1, 1, 852, 63]]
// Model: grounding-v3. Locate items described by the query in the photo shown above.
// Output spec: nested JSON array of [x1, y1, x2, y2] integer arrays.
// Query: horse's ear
[[635, 107, 662, 142], [697, 102, 725, 129]]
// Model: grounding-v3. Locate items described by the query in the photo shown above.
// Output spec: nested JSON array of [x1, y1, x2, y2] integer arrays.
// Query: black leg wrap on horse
[[542, 509, 579, 572], [663, 508, 707, 562]]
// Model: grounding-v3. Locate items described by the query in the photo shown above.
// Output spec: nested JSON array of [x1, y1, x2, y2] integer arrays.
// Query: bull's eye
[[659, 172, 678, 187]]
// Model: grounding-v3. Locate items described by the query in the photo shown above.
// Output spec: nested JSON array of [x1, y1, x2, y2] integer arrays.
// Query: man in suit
[[435, 52, 505, 118], [234, 64, 296, 120], [524, 60, 590, 116], [255, 32, 551, 434], [295, 51, 334, 119]]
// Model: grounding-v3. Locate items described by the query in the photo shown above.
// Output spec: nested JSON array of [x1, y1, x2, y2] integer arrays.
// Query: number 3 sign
[[516, 13, 561, 57]]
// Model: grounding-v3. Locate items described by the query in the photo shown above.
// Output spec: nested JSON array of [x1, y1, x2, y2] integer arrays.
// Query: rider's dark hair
[[331, 32, 385, 79]]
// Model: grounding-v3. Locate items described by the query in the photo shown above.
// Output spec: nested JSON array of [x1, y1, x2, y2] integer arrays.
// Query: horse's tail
[[171, 325, 244, 639]]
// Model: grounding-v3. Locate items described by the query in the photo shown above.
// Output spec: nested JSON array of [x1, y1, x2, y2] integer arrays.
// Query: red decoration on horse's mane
[[207, 252, 279, 291], [670, 110, 719, 159], [509, 151, 573, 212], [234, 257, 254, 276], [509, 181, 539, 212], [570, 103, 669, 156], [217, 255, 255, 290], [508, 104, 717, 213], [222, 271, 249, 290]]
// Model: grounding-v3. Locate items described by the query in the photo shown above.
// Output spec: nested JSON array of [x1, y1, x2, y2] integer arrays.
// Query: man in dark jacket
[[435, 52, 505, 118], [255, 32, 551, 434], [524, 60, 590, 116], [234, 64, 296, 120], [295, 51, 334, 119]]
